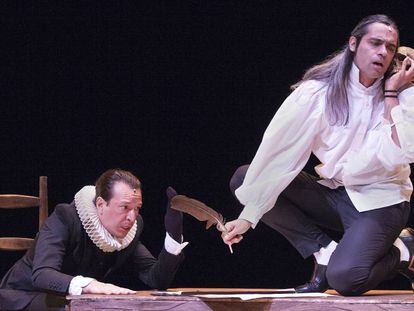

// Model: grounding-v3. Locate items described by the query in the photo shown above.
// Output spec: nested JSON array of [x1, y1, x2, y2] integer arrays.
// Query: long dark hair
[[291, 14, 399, 125]]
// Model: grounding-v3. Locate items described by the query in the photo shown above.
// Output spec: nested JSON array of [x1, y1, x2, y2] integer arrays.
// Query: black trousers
[[230, 165, 411, 295]]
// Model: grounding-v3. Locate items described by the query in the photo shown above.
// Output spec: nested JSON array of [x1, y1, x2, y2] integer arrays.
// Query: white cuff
[[164, 232, 188, 255], [238, 204, 260, 229], [68, 275, 94, 295]]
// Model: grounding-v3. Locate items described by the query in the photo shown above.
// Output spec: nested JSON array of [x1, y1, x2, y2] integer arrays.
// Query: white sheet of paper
[[193, 292, 332, 301], [152, 290, 333, 301]]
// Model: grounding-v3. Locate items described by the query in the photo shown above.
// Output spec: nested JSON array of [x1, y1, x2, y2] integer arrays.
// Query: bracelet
[[384, 94, 398, 98], [384, 89, 398, 93]]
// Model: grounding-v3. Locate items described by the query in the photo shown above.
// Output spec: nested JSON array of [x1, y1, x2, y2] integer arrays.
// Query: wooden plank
[[0, 237, 34, 250], [66, 289, 414, 311], [0, 195, 40, 208], [39, 176, 48, 228]]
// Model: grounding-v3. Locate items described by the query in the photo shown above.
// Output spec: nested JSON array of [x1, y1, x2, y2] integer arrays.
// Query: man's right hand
[[221, 219, 252, 247], [82, 280, 136, 295]]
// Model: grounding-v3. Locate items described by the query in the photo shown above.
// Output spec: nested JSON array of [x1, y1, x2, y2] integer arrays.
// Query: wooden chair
[[0, 176, 48, 251]]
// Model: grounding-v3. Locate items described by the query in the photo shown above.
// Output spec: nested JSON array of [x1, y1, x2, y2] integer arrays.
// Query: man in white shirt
[[222, 14, 414, 296], [0, 169, 187, 310]]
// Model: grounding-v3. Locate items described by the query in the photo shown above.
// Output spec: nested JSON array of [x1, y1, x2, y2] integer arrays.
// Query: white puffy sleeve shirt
[[340, 84, 414, 212], [236, 80, 326, 227], [391, 85, 414, 161], [236, 65, 413, 228], [361, 84, 414, 169]]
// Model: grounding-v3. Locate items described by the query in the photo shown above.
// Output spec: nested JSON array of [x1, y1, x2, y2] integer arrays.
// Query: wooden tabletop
[[67, 288, 414, 311]]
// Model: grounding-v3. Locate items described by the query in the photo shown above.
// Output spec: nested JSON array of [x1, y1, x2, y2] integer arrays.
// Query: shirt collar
[[349, 62, 383, 95]]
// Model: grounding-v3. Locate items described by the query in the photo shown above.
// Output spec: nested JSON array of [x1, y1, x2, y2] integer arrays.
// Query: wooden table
[[66, 288, 414, 311]]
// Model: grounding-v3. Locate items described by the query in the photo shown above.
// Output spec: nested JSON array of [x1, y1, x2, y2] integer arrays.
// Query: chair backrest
[[0, 176, 48, 251]]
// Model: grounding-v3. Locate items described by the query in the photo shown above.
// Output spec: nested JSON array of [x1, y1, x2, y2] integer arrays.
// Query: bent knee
[[326, 265, 367, 296]]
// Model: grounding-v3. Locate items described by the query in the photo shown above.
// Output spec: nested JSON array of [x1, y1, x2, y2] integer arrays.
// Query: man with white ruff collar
[[0, 169, 187, 310]]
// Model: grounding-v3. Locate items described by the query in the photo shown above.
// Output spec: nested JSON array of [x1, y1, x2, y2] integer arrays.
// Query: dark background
[[1, 1, 414, 290]]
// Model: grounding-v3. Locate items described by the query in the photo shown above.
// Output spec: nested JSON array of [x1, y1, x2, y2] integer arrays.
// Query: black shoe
[[295, 262, 328, 293], [398, 228, 414, 290]]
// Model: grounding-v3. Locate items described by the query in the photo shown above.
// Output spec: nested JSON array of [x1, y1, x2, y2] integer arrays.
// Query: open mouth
[[373, 61, 384, 69]]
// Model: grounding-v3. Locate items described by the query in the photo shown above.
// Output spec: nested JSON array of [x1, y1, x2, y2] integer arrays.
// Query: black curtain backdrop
[[1, 1, 414, 290]]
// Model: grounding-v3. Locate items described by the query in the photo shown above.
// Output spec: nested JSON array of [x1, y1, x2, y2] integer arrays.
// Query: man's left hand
[[386, 56, 414, 90], [164, 186, 183, 242]]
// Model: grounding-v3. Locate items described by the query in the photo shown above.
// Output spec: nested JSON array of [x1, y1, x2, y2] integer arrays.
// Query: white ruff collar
[[74, 185, 137, 253]]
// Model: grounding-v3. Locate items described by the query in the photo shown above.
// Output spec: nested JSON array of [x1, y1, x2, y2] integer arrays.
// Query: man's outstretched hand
[[82, 280, 135, 295]]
